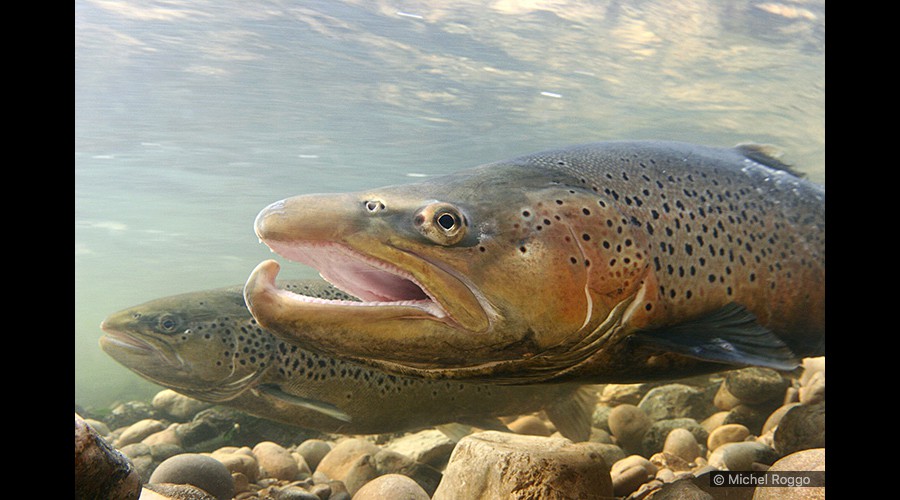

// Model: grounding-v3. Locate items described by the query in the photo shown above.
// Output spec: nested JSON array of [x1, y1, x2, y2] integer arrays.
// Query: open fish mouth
[[263, 240, 451, 320]]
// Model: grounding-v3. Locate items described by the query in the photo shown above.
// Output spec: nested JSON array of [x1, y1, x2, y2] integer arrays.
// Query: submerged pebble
[[707, 423, 751, 452], [148, 453, 235, 500], [724, 367, 789, 405], [153, 390, 214, 421], [296, 439, 333, 472], [77, 362, 827, 498], [774, 401, 826, 455], [663, 428, 701, 463], [638, 384, 716, 421], [353, 474, 430, 500], [607, 404, 652, 453]]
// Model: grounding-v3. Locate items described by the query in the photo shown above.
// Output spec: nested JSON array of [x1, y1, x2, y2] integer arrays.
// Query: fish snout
[[254, 193, 365, 244], [254, 199, 287, 242]]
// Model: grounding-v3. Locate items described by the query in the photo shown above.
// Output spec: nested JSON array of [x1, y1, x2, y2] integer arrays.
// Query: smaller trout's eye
[[364, 200, 386, 213], [158, 315, 179, 333], [415, 202, 467, 246]]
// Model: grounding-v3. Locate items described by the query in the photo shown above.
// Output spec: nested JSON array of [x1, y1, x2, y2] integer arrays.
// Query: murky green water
[[75, 0, 824, 410]]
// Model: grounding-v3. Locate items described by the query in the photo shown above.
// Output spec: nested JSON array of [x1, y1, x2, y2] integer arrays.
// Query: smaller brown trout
[[99, 280, 595, 440], [244, 141, 825, 384]]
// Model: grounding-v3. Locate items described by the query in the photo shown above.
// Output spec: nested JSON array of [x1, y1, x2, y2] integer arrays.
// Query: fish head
[[245, 164, 653, 380], [99, 287, 275, 401]]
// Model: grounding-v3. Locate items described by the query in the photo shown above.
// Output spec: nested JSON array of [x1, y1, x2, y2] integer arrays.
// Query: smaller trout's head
[[100, 286, 275, 402], [245, 164, 652, 381]]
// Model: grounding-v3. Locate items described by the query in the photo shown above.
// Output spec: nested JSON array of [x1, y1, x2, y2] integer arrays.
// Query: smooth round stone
[[232, 472, 250, 495], [722, 404, 774, 435], [253, 441, 302, 481], [774, 401, 825, 455], [707, 442, 779, 471], [353, 474, 430, 500], [707, 424, 750, 452], [724, 367, 788, 405], [143, 424, 182, 447], [507, 415, 552, 436], [148, 453, 235, 500], [296, 439, 332, 471], [611, 455, 657, 497], [713, 383, 741, 411], [141, 483, 218, 500], [116, 419, 167, 447], [761, 403, 801, 435], [152, 390, 213, 421], [642, 419, 708, 457], [608, 404, 652, 452], [663, 428, 701, 463], [211, 447, 259, 483], [315, 439, 381, 496], [638, 384, 716, 422], [752, 448, 825, 500], [700, 411, 729, 433]]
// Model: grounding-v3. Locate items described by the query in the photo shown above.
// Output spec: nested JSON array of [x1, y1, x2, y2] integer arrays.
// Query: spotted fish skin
[[510, 142, 824, 380], [99, 280, 594, 439], [245, 141, 824, 384]]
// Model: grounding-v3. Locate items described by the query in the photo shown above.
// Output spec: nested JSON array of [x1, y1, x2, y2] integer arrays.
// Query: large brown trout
[[100, 280, 595, 439], [244, 141, 825, 384]]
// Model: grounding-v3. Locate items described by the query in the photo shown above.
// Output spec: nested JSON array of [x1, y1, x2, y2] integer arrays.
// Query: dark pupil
[[437, 213, 457, 230], [162, 319, 176, 330]]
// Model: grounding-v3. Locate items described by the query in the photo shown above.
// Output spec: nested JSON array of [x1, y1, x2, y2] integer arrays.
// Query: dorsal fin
[[734, 143, 805, 178]]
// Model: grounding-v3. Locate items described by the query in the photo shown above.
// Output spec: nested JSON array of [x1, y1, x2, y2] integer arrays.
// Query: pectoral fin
[[631, 303, 800, 371], [255, 383, 352, 422], [544, 385, 597, 443]]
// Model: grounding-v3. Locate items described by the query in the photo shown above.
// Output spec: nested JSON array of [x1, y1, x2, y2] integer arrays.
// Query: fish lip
[[260, 239, 468, 324], [98, 323, 157, 355], [99, 322, 188, 370]]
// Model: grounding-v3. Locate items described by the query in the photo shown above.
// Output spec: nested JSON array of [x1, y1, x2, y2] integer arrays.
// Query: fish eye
[[158, 315, 179, 333], [416, 202, 466, 245], [436, 211, 459, 231]]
